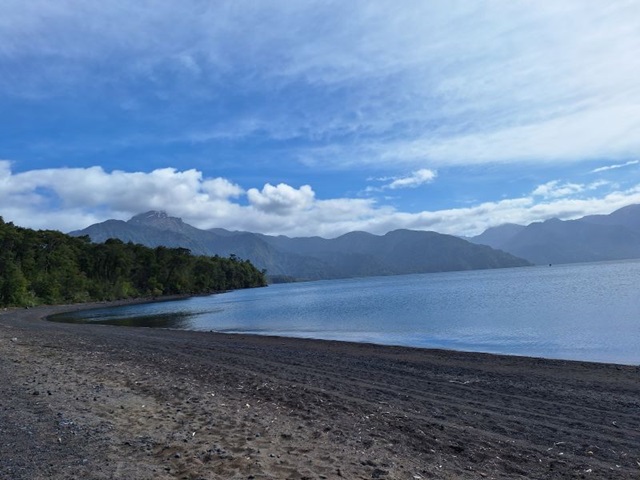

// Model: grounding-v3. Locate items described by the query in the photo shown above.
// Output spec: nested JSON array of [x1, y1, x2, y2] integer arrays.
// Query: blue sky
[[2, 1, 640, 237]]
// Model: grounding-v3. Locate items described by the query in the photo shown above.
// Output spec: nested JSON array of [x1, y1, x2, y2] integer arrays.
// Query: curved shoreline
[[2, 303, 639, 479], [37, 297, 639, 367]]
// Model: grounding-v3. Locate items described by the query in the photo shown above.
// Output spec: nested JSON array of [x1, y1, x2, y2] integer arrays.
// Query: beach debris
[[11, 337, 18, 342], [611, 421, 620, 428]]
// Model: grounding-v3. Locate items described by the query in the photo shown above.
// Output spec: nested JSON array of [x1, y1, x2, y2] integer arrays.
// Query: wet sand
[[1, 302, 639, 479]]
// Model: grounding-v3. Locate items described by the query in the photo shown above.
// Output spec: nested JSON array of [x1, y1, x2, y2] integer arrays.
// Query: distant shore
[[1, 302, 639, 479]]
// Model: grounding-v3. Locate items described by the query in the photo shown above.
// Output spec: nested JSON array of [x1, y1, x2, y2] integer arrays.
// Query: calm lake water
[[51, 260, 640, 365]]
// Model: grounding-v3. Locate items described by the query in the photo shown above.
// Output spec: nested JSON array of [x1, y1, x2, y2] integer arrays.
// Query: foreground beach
[[1, 304, 639, 479]]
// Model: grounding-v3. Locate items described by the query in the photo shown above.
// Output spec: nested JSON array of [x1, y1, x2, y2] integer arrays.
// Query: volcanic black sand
[[1, 302, 639, 479]]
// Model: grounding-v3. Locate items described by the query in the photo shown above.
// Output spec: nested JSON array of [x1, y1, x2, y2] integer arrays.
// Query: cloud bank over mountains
[[4, 161, 640, 238]]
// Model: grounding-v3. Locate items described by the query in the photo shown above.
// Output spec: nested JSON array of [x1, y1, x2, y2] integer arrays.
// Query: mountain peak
[[127, 211, 187, 232], [130, 211, 170, 221]]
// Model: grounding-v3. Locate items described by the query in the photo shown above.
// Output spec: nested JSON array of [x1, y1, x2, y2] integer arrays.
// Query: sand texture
[[1, 303, 639, 479]]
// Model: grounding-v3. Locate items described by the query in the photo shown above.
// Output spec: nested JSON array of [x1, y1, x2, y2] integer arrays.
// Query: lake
[[51, 260, 640, 365]]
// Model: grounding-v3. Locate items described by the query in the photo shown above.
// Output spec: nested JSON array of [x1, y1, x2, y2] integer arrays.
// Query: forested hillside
[[0, 217, 266, 307]]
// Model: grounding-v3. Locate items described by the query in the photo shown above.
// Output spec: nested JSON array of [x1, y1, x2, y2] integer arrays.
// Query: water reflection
[[51, 310, 196, 329]]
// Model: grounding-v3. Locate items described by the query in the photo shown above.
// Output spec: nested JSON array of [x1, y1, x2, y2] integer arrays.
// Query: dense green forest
[[0, 217, 267, 307]]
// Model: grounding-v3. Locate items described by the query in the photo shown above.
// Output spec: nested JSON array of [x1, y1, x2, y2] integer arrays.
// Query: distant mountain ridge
[[469, 204, 640, 265], [71, 212, 531, 281]]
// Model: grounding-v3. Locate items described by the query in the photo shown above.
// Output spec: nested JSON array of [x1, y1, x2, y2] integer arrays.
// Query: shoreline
[[37, 297, 639, 368], [1, 303, 639, 479]]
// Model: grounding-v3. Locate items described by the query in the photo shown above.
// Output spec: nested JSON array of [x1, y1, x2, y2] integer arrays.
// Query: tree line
[[0, 217, 267, 307]]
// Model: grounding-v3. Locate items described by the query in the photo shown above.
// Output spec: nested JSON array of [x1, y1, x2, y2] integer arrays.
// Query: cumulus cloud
[[0, 163, 389, 236], [202, 177, 244, 199], [2, 162, 640, 238], [247, 183, 315, 215], [0, 162, 245, 230], [7, 166, 208, 211]]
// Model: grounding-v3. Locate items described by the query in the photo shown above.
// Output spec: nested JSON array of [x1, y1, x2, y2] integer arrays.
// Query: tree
[[0, 218, 266, 307]]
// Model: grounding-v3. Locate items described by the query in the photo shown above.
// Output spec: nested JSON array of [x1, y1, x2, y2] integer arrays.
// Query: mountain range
[[72, 204, 640, 279], [71, 211, 530, 281], [469, 204, 640, 265]]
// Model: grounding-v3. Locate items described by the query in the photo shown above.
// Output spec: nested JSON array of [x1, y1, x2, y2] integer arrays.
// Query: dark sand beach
[[1, 303, 639, 479]]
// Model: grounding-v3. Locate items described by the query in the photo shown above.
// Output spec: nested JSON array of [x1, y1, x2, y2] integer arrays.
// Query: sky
[[2, 1, 640, 238]]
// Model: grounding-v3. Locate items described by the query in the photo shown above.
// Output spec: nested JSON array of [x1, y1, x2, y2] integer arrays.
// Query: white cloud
[[386, 169, 437, 190], [591, 160, 640, 174], [344, 189, 640, 238], [202, 177, 244, 199], [10, 166, 209, 211], [3, 2, 640, 168], [365, 169, 436, 193], [532, 180, 610, 199], [2, 162, 640, 238], [247, 183, 315, 215], [532, 181, 585, 199], [0, 162, 245, 230]]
